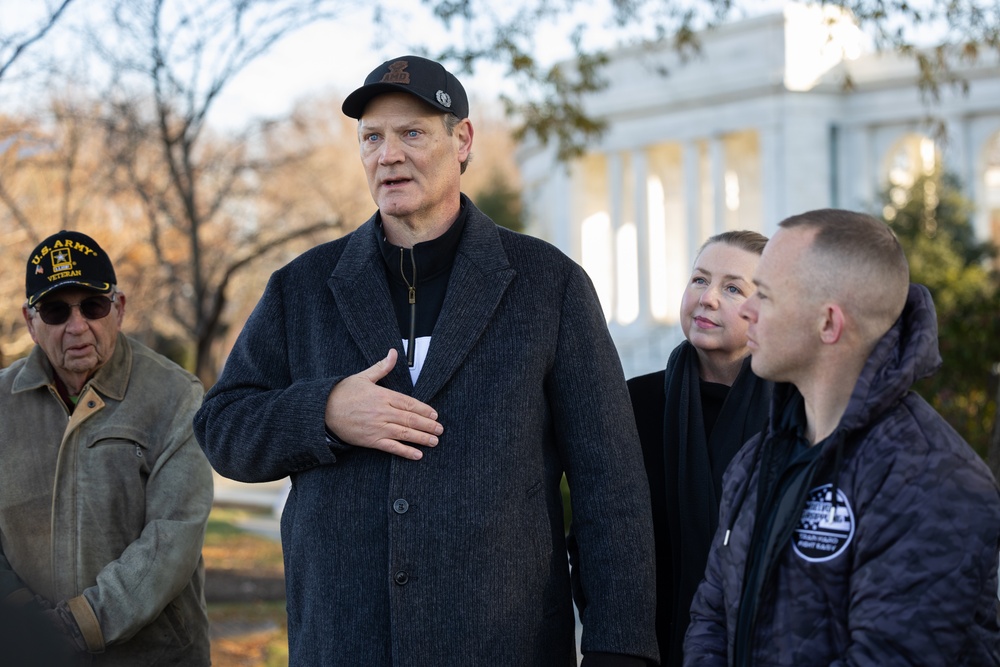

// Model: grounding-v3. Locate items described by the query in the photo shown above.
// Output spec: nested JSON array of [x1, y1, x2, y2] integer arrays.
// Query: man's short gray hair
[[443, 114, 472, 175]]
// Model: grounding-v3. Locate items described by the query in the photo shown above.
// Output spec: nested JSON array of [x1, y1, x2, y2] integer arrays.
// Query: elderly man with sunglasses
[[0, 230, 213, 666]]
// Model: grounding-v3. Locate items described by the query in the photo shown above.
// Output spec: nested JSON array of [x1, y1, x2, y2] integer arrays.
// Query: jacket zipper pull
[[407, 286, 416, 368], [400, 248, 417, 368]]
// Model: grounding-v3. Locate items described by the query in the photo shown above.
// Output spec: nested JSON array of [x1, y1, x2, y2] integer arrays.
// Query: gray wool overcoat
[[195, 200, 658, 666]]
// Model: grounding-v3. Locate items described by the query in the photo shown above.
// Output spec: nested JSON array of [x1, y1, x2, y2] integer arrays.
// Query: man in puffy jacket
[[684, 209, 1000, 666], [0, 230, 213, 665]]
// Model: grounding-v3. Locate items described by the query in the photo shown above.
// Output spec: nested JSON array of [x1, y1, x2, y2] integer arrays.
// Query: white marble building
[[517, 3, 1000, 379]]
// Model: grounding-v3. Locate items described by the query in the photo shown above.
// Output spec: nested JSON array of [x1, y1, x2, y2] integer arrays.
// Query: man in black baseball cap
[[2, 229, 213, 664], [341, 54, 469, 120], [197, 54, 658, 667]]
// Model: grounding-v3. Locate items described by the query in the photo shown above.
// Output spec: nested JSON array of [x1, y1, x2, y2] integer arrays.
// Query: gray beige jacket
[[0, 333, 213, 666]]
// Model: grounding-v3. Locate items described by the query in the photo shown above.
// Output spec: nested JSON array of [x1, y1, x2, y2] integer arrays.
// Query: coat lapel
[[327, 218, 413, 394], [412, 205, 516, 403]]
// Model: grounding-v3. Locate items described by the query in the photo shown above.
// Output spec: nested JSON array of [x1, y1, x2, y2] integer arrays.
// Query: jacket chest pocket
[[85, 435, 151, 470], [76, 435, 152, 533]]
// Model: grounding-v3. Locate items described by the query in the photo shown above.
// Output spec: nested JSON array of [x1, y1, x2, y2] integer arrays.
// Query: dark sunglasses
[[33, 294, 116, 325]]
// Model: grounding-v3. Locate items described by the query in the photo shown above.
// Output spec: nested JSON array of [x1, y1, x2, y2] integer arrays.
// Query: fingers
[[325, 350, 444, 460], [387, 392, 439, 423], [370, 438, 428, 461], [367, 398, 444, 459], [385, 408, 443, 446]]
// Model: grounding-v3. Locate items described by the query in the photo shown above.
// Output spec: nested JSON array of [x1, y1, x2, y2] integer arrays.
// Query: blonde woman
[[628, 230, 771, 667]]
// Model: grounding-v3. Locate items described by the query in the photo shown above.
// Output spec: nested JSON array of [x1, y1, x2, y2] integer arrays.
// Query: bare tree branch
[[0, 177, 36, 239], [0, 0, 77, 81], [86, 0, 356, 381]]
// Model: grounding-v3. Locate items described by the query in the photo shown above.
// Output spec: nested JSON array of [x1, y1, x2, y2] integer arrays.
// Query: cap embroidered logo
[[51, 249, 73, 273], [381, 61, 410, 84], [25, 230, 117, 306]]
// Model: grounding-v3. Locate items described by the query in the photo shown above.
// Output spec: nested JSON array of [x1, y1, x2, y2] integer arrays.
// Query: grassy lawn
[[209, 601, 288, 667], [204, 507, 288, 667], [204, 507, 284, 573]]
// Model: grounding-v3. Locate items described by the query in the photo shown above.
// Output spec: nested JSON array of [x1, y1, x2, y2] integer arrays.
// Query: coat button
[[393, 571, 409, 585], [393, 499, 409, 514], [87, 401, 96, 408]]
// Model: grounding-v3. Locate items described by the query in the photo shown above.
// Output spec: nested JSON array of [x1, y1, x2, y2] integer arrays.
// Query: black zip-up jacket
[[684, 284, 1000, 666]]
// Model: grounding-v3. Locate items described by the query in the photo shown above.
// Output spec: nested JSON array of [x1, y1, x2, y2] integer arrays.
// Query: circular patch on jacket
[[792, 484, 854, 562]]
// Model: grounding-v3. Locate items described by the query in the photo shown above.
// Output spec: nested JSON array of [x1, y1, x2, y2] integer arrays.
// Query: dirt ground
[[203, 506, 289, 666], [206, 568, 288, 667]]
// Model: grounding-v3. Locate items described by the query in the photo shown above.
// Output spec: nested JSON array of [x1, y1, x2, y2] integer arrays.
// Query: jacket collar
[[12, 332, 132, 402], [328, 195, 516, 402], [377, 200, 468, 284]]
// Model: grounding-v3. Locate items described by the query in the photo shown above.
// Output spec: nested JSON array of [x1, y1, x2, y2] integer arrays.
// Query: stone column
[[631, 149, 651, 325], [759, 123, 784, 235], [607, 152, 624, 321], [683, 140, 702, 270], [709, 134, 726, 235]]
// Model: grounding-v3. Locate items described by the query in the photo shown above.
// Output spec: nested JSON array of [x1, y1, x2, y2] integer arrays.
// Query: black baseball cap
[[25, 230, 117, 306], [342, 55, 469, 120]]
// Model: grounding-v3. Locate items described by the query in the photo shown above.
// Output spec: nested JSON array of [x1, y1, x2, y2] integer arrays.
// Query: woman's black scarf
[[661, 340, 771, 666]]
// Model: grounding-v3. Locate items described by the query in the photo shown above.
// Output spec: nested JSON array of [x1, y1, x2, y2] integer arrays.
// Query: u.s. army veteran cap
[[342, 55, 469, 120], [25, 230, 117, 306]]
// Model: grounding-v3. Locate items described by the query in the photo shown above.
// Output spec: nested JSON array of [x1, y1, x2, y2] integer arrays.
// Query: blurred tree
[[0, 0, 76, 82], [1, 0, 80, 370], [0, 1, 372, 383], [5, 1, 1000, 165], [992, 366, 1000, 480], [882, 168, 1000, 458], [388, 0, 1000, 160], [0, 99, 126, 364], [459, 103, 525, 232], [83, 0, 359, 383], [472, 169, 524, 233]]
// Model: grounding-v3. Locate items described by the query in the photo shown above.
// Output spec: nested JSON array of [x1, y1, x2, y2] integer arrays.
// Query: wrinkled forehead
[[359, 92, 446, 124]]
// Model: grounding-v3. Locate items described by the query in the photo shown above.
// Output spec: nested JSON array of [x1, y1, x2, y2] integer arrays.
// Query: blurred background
[[4, 2, 1000, 664]]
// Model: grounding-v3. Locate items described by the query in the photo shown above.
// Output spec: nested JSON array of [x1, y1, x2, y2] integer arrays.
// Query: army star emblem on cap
[[51, 249, 73, 273]]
